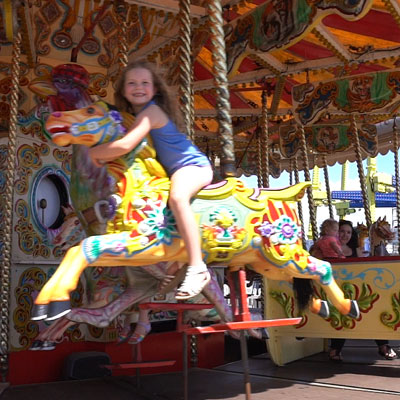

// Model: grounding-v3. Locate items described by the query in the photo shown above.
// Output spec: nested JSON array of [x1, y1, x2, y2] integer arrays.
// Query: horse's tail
[[292, 277, 314, 311]]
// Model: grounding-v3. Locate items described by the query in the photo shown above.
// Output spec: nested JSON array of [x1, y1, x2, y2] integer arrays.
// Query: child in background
[[313, 219, 345, 259], [88, 60, 213, 300]]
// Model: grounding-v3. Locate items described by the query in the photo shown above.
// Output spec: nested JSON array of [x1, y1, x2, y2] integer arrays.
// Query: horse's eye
[[87, 107, 95, 114]]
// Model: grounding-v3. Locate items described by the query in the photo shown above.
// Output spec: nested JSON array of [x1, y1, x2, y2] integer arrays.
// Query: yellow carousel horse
[[31, 102, 359, 322]]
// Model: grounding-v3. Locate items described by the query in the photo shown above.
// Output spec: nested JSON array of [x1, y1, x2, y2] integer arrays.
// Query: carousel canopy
[[1, 0, 400, 175]]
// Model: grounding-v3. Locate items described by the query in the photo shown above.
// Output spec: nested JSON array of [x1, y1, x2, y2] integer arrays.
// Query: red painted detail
[[117, 176, 126, 198], [8, 331, 224, 385], [267, 199, 279, 221], [201, 93, 217, 108], [193, 61, 213, 80], [230, 91, 253, 108], [238, 269, 251, 322], [350, 63, 389, 74], [184, 318, 302, 335], [288, 39, 335, 60], [323, 10, 400, 43], [282, 202, 294, 221], [238, 57, 261, 73]]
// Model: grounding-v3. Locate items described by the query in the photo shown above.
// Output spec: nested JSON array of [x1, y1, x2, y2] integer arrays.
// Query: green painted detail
[[380, 291, 400, 330]]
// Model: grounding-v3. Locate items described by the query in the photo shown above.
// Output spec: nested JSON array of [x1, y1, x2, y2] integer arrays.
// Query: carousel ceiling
[[2, 0, 400, 175]]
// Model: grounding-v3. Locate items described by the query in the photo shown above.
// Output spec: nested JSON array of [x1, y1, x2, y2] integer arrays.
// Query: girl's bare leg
[[168, 165, 213, 299]]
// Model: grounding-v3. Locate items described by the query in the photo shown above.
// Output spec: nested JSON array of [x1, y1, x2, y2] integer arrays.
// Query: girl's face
[[123, 67, 155, 110], [339, 224, 352, 245]]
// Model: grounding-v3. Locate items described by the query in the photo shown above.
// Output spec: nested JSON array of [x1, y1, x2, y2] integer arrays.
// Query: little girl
[[313, 219, 345, 259], [88, 60, 213, 300]]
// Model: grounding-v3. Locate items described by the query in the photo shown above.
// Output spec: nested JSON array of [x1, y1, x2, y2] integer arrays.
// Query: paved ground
[[1, 339, 399, 400]]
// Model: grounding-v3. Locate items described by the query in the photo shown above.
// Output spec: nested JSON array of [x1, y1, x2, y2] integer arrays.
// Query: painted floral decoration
[[259, 215, 300, 245], [140, 205, 177, 244]]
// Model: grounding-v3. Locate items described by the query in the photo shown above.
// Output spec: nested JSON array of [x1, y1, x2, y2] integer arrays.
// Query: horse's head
[[370, 217, 395, 242], [356, 223, 368, 237], [45, 102, 125, 147]]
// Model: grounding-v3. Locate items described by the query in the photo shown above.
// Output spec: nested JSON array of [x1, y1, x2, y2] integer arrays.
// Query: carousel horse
[[33, 200, 263, 350], [31, 101, 359, 322], [356, 223, 370, 256], [370, 217, 395, 256]]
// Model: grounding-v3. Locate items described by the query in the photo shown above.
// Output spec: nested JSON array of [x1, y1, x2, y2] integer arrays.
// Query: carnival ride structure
[[1, 0, 400, 388]]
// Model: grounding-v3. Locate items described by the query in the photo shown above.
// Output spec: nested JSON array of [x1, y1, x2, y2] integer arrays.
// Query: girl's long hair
[[114, 59, 181, 127]]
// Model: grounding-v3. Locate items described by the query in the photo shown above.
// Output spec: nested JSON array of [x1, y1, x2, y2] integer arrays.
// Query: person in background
[[328, 220, 397, 361], [312, 219, 345, 259]]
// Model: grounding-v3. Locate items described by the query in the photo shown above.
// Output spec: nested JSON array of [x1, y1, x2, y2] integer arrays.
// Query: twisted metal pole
[[351, 114, 372, 228], [115, 1, 128, 71], [293, 157, 307, 248], [322, 156, 334, 219], [256, 126, 263, 187], [393, 117, 400, 254], [261, 90, 269, 187], [206, 0, 236, 177], [0, 29, 22, 381], [298, 125, 318, 241], [178, 0, 193, 138]]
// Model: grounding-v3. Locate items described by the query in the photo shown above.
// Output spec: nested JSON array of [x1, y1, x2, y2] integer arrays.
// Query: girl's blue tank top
[[142, 100, 211, 176]]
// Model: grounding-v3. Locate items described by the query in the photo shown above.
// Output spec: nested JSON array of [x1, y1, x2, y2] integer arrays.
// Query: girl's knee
[[168, 193, 188, 209]]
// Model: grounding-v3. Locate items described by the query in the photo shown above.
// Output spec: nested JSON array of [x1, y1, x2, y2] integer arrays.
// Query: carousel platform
[[1, 339, 399, 400]]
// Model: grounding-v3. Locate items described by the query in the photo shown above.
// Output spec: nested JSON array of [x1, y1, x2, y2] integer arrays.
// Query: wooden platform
[[1, 340, 399, 400]]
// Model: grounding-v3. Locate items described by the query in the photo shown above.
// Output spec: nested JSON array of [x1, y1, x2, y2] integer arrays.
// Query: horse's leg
[[32, 244, 89, 320], [202, 269, 233, 322], [30, 317, 76, 351], [292, 257, 359, 318], [69, 267, 159, 327]]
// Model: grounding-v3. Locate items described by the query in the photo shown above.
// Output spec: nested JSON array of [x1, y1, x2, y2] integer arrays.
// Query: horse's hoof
[[31, 304, 49, 321], [318, 300, 330, 319], [29, 340, 43, 351], [45, 301, 71, 321], [347, 300, 360, 319]]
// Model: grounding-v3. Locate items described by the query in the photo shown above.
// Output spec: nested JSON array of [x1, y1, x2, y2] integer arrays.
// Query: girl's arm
[[88, 106, 164, 166]]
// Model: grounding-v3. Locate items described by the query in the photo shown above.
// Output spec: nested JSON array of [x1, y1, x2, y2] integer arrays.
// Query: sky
[[240, 151, 398, 240]]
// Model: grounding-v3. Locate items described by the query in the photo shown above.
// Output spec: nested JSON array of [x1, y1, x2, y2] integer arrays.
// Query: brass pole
[[322, 156, 334, 219], [299, 125, 318, 241], [351, 114, 372, 228], [393, 117, 400, 254], [178, 0, 193, 139], [0, 29, 22, 381], [115, 1, 128, 70], [206, 0, 236, 177], [261, 90, 269, 187], [293, 157, 307, 248]]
